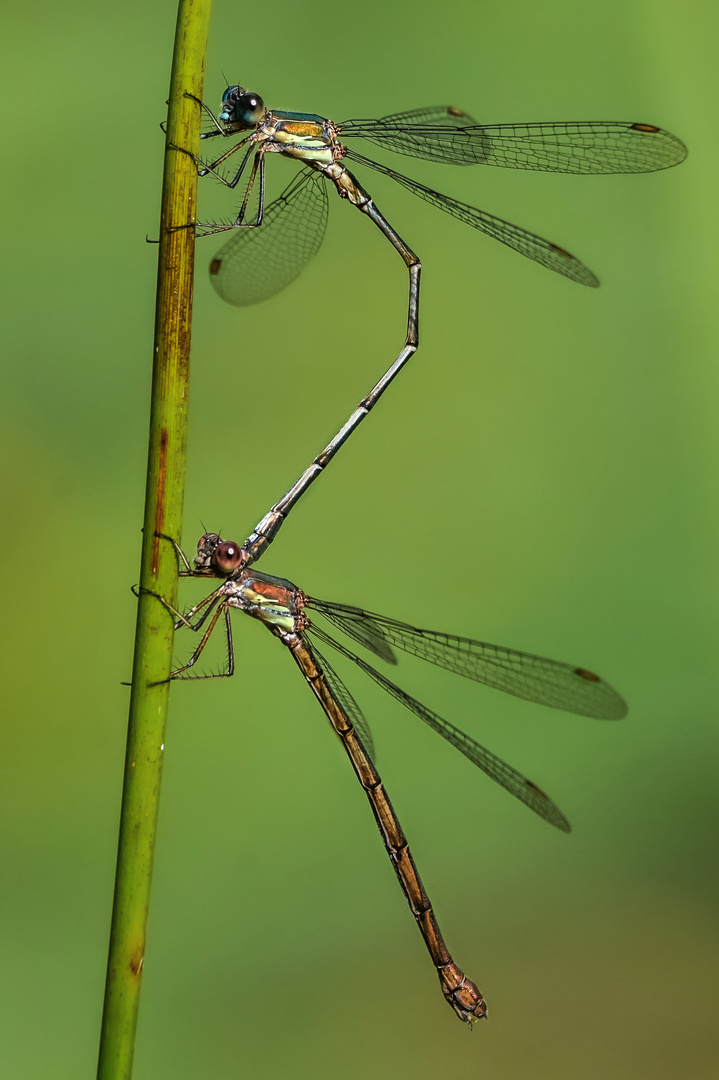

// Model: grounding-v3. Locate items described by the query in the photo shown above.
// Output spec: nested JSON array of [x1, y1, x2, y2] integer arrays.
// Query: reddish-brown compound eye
[[213, 541, 245, 573]]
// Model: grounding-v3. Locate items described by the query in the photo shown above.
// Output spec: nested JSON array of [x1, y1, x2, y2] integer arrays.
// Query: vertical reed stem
[[97, 2, 212, 1075]]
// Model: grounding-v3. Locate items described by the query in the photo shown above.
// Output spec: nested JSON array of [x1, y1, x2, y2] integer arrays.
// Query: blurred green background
[[2, 0, 716, 1076]]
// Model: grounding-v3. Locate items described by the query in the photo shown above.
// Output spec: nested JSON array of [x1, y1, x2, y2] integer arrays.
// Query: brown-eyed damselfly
[[155, 531, 626, 1023]]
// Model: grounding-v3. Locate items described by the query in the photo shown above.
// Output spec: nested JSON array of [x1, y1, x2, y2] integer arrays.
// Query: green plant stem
[[97, 1, 212, 1076]]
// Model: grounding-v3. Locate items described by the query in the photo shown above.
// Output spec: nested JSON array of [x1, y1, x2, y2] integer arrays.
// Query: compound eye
[[241, 93, 265, 124], [213, 541, 245, 573]]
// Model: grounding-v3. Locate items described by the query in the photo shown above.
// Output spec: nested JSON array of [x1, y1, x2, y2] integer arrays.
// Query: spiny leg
[[183, 91, 226, 137], [197, 137, 255, 185], [170, 601, 235, 680], [135, 581, 225, 634]]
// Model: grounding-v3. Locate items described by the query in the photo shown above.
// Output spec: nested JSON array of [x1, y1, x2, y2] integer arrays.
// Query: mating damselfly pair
[[162, 83, 685, 1022]]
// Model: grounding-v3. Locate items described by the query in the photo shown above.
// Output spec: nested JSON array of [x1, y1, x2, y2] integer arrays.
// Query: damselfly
[[158, 531, 627, 1022], [186, 87, 686, 563]]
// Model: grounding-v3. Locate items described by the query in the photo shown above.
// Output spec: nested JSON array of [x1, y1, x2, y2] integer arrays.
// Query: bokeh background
[[2, 0, 716, 1076]]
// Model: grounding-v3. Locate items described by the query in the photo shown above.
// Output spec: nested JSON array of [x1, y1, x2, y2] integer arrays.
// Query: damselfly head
[[194, 532, 248, 576], [219, 85, 265, 129]]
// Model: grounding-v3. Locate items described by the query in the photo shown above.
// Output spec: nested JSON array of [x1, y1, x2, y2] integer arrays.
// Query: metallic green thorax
[[260, 111, 338, 165]]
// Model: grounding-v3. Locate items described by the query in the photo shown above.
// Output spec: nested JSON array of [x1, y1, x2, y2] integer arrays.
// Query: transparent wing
[[314, 604, 397, 665], [341, 115, 687, 173], [308, 599, 627, 720], [343, 149, 599, 286], [310, 626, 570, 831], [208, 166, 329, 306], [348, 106, 481, 127], [302, 636, 376, 761], [341, 106, 481, 165]]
